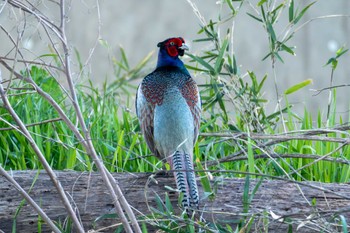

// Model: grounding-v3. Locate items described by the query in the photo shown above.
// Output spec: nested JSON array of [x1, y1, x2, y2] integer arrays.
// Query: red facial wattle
[[165, 38, 186, 57], [166, 46, 179, 57]]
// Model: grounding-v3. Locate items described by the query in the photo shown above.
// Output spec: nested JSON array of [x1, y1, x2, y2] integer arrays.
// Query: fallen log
[[0, 171, 349, 232]]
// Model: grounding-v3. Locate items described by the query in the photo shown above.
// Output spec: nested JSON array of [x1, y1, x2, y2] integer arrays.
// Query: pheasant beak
[[179, 43, 189, 51]]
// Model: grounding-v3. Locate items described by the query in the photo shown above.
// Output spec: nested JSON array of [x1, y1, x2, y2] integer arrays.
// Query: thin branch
[[0, 117, 62, 131], [76, 0, 102, 82], [312, 84, 350, 96], [0, 57, 65, 72], [204, 152, 350, 168], [201, 132, 350, 146], [294, 14, 350, 34], [8, 0, 64, 42], [0, 167, 61, 233]]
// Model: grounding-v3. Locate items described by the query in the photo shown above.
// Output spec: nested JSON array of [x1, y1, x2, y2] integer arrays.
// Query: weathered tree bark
[[0, 171, 349, 232]]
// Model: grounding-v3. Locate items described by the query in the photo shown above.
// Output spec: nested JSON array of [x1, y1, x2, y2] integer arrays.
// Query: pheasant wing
[[135, 84, 160, 158], [180, 77, 201, 144]]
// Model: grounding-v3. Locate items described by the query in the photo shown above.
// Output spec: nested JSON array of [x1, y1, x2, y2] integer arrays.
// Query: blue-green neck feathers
[[156, 46, 189, 75]]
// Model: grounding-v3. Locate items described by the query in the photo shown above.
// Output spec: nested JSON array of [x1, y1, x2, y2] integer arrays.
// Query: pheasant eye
[[169, 41, 175, 46]]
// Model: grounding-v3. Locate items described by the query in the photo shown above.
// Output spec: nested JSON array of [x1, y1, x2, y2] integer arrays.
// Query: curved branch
[[204, 152, 350, 167], [0, 117, 62, 131]]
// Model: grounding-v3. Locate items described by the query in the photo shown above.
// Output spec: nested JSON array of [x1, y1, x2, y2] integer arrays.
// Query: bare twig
[[294, 14, 350, 35], [0, 167, 61, 233], [201, 125, 350, 144], [0, 117, 62, 131], [0, 57, 64, 72], [204, 152, 350, 167], [312, 84, 350, 96]]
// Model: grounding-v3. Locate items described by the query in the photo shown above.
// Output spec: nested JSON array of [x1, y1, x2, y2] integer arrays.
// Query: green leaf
[[195, 155, 212, 194], [248, 71, 258, 89], [154, 193, 165, 212], [311, 197, 317, 206], [119, 46, 129, 70], [289, 0, 294, 22], [98, 38, 109, 48], [293, 1, 316, 25], [257, 0, 267, 7], [280, 43, 295, 56], [246, 132, 255, 177], [250, 177, 263, 202], [262, 52, 272, 61], [217, 91, 228, 123], [185, 64, 209, 73], [331, 59, 338, 70], [284, 79, 312, 95], [258, 74, 268, 92], [271, 3, 284, 15], [340, 215, 348, 233], [271, 3, 285, 24], [74, 48, 83, 71], [267, 22, 277, 44], [324, 46, 348, 70], [225, 0, 236, 14], [164, 193, 173, 213], [275, 52, 284, 63], [265, 105, 291, 122], [36, 53, 58, 59], [335, 46, 349, 58], [131, 51, 154, 78], [226, 54, 238, 75], [214, 36, 229, 74], [94, 213, 118, 222], [187, 53, 215, 74], [260, 4, 267, 22], [192, 37, 214, 43], [325, 57, 336, 67], [242, 175, 251, 213], [246, 12, 263, 22], [232, 54, 238, 75], [252, 98, 268, 103]]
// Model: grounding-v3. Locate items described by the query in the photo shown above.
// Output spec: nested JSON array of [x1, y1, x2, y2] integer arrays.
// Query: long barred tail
[[172, 151, 199, 210]]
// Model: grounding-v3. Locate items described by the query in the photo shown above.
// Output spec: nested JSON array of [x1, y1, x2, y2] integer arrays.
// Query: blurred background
[[1, 0, 350, 118]]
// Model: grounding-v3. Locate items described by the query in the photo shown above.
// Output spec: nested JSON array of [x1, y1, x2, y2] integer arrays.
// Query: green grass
[[1, 65, 349, 185], [0, 66, 161, 173]]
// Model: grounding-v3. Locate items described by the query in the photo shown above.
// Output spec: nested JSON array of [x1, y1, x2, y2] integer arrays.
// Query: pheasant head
[[156, 37, 189, 69]]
